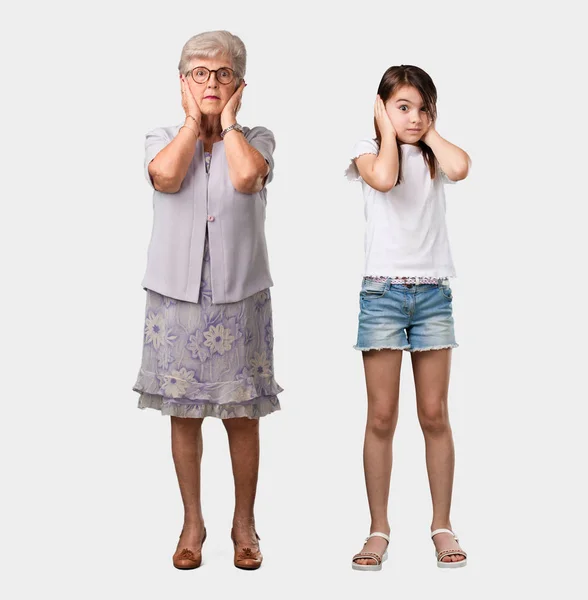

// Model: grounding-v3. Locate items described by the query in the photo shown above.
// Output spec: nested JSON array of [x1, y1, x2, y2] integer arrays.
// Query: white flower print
[[254, 290, 270, 311], [187, 331, 211, 362], [164, 331, 177, 345], [236, 366, 254, 383], [190, 381, 212, 401], [236, 367, 255, 394], [250, 352, 272, 379], [157, 347, 174, 369], [203, 324, 235, 356], [144, 312, 166, 349], [135, 250, 282, 419], [243, 328, 254, 345], [225, 316, 244, 342], [232, 385, 252, 402], [159, 368, 195, 398]]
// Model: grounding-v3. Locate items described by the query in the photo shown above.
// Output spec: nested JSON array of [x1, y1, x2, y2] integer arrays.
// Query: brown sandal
[[173, 527, 207, 570], [231, 529, 263, 570]]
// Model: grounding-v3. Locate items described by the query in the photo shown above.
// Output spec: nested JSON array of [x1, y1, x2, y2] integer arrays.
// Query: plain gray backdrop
[[2, 0, 586, 598]]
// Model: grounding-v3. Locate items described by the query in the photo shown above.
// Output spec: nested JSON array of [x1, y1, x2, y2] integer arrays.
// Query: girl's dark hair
[[375, 65, 438, 182]]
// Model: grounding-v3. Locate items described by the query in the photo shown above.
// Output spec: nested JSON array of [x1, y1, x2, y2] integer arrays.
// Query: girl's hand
[[422, 116, 438, 146], [180, 75, 201, 125], [375, 95, 396, 139], [221, 80, 246, 131]]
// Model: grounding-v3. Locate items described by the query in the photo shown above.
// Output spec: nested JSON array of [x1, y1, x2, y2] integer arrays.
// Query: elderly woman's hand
[[221, 81, 246, 131], [180, 75, 202, 125]]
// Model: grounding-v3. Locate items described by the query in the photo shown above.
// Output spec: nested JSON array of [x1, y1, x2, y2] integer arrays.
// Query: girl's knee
[[418, 402, 449, 435], [368, 406, 398, 438]]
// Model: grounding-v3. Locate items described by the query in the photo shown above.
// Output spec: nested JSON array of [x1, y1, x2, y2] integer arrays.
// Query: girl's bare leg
[[354, 349, 402, 565], [411, 348, 464, 563]]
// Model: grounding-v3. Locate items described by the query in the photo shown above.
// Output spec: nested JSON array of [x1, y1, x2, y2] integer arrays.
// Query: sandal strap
[[431, 528, 458, 541], [352, 552, 383, 565], [437, 548, 467, 561], [365, 531, 390, 543]]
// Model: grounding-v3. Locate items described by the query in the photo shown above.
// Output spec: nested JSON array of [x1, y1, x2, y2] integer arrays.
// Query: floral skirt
[[133, 240, 282, 419]]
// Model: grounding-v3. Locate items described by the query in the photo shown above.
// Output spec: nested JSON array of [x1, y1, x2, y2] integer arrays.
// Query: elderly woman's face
[[185, 55, 238, 116]]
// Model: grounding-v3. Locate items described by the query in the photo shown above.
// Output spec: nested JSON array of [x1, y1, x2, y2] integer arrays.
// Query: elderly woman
[[133, 30, 282, 570]]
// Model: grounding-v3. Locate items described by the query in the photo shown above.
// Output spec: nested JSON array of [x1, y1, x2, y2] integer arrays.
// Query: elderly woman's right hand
[[180, 75, 202, 125]]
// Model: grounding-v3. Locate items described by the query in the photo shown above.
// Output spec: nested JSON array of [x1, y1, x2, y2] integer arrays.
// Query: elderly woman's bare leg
[[223, 417, 260, 546], [171, 416, 206, 554]]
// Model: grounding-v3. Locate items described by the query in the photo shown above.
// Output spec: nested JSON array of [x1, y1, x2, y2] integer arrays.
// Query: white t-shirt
[[346, 138, 457, 278]]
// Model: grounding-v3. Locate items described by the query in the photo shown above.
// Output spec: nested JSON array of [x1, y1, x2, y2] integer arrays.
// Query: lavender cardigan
[[141, 125, 275, 304]]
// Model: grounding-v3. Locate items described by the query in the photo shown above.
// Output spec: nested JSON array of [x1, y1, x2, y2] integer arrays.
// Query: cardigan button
[[207, 215, 215, 222]]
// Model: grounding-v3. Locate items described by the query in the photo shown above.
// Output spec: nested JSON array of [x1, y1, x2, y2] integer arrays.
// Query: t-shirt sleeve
[[144, 127, 172, 188], [246, 126, 276, 186], [438, 156, 471, 185], [344, 138, 379, 182], [439, 167, 457, 185]]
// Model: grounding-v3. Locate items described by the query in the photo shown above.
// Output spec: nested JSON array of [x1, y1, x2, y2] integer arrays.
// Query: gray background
[[2, 0, 586, 597]]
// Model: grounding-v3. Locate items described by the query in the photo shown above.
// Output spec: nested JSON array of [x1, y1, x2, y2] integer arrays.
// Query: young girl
[[345, 65, 470, 571]]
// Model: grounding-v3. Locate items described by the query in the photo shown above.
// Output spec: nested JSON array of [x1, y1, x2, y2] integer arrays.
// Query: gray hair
[[178, 30, 247, 81]]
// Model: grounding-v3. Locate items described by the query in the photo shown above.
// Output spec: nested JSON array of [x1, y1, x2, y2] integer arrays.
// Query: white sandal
[[431, 528, 467, 568], [351, 532, 390, 571]]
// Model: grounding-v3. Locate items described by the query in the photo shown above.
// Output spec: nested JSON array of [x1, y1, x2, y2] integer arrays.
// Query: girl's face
[[185, 55, 238, 116], [385, 85, 433, 144]]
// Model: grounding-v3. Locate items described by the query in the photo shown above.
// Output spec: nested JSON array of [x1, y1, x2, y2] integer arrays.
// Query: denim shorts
[[355, 278, 458, 352]]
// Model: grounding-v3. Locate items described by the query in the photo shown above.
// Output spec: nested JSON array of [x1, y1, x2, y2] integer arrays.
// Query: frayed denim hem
[[354, 345, 411, 352], [409, 343, 459, 353]]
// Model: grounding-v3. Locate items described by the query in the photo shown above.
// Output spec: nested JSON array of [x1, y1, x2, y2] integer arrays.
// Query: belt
[[364, 275, 449, 286]]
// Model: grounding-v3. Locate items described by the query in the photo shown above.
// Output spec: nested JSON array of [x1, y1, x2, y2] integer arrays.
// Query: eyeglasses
[[189, 66, 235, 85]]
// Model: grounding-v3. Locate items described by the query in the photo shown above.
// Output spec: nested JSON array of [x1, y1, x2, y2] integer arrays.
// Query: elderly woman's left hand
[[221, 80, 246, 131]]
